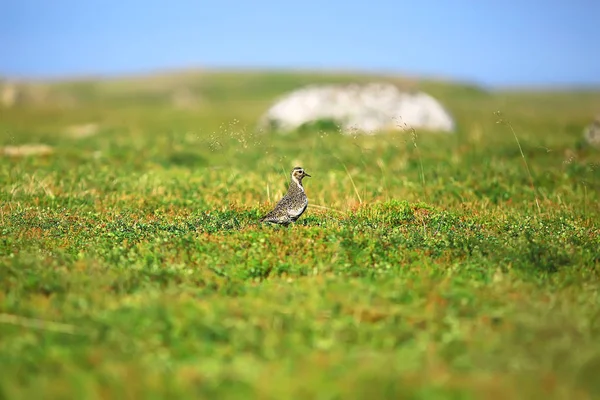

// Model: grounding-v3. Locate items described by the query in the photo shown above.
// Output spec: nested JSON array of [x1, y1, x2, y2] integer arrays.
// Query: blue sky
[[1, 0, 598, 87]]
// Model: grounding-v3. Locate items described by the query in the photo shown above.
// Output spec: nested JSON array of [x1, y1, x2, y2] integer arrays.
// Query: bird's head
[[291, 166, 311, 183]]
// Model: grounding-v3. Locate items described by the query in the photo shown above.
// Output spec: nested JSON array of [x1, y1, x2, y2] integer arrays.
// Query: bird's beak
[[304, 172, 311, 177]]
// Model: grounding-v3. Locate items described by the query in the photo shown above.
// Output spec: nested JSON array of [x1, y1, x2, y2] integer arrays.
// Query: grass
[[1, 69, 600, 399]]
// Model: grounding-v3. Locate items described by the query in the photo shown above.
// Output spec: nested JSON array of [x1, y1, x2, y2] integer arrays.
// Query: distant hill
[[1, 68, 490, 108], [2, 69, 599, 140]]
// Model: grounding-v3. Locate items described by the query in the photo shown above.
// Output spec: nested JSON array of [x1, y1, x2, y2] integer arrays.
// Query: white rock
[[1, 144, 54, 157], [259, 82, 455, 134], [584, 115, 600, 147], [0, 81, 18, 108]]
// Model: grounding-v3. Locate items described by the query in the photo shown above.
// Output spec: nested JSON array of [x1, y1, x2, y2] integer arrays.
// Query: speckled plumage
[[260, 167, 311, 225]]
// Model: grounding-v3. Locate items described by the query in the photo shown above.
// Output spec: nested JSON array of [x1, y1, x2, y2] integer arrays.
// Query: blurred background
[[1, 0, 599, 189]]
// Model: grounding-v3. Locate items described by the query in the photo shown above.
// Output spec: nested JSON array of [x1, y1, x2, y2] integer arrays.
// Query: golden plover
[[260, 166, 311, 225]]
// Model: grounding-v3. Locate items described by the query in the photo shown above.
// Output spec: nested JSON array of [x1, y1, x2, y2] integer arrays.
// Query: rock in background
[[584, 115, 600, 147], [1, 80, 19, 108], [259, 82, 456, 134]]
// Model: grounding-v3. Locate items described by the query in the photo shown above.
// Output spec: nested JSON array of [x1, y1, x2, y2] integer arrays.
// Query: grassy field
[[1, 69, 600, 399]]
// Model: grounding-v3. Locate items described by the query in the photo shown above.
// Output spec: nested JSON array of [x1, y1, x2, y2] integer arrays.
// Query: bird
[[260, 166, 311, 226]]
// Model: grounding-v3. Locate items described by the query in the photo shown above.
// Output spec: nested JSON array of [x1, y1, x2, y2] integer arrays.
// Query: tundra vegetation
[[1, 71, 599, 399]]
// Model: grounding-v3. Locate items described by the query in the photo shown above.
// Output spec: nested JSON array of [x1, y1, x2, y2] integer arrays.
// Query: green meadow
[[1, 70, 599, 399]]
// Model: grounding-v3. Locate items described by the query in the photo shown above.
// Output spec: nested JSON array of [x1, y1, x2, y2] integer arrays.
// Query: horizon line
[[1, 65, 599, 92]]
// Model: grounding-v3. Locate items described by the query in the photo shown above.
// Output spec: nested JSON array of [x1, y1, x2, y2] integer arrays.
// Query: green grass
[[1, 69, 600, 399]]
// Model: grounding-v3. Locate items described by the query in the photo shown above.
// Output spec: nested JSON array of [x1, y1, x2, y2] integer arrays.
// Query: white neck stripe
[[292, 176, 304, 191]]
